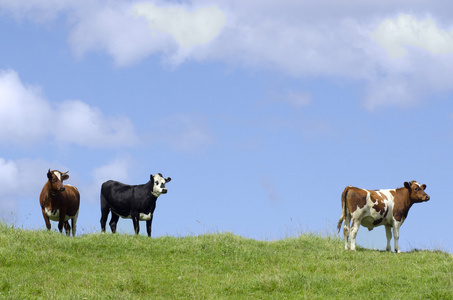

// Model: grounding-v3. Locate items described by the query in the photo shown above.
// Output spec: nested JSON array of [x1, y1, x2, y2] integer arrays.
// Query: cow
[[39, 169, 80, 236], [100, 173, 171, 237], [337, 180, 430, 253]]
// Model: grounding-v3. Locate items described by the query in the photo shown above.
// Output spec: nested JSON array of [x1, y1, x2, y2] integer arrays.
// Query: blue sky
[[0, 0, 452, 253]]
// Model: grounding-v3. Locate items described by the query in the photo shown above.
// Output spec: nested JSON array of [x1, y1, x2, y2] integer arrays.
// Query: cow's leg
[[146, 216, 153, 237], [385, 225, 392, 252], [109, 213, 120, 234], [57, 211, 66, 234], [71, 212, 78, 237], [64, 221, 71, 236], [100, 211, 109, 233], [343, 214, 351, 250], [100, 194, 109, 233], [393, 222, 402, 253], [132, 216, 140, 235], [41, 209, 51, 230], [350, 219, 361, 251], [57, 221, 64, 233]]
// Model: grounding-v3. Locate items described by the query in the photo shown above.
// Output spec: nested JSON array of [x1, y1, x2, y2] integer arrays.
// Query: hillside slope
[[0, 224, 451, 299]]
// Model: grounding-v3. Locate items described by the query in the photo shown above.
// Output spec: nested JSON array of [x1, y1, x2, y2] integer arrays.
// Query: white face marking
[[54, 171, 61, 181], [152, 173, 168, 197]]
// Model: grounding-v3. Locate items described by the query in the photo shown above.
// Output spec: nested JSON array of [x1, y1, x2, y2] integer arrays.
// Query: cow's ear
[[62, 174, 69, 181], [47, 169, 52, 180], [404, 182, 411, 189], [150, 174, 154, 183], [165, 177, 171, 183], [421, 184, 427, 190]]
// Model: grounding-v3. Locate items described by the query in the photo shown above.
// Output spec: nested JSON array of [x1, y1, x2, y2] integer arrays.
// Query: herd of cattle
[[39, 169, 430, 252]]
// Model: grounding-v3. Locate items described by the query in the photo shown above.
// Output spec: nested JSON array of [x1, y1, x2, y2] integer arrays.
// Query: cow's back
[[101, 180, 138, 213], [101, 180, 135, 199]]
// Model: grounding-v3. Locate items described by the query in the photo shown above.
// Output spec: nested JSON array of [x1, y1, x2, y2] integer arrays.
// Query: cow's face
[[47, 169, 69, 193], [404, 181, 430, 203], [151, 173, 171, 197]]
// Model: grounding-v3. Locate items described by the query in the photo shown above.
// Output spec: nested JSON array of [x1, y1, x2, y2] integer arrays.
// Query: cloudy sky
[[1, 0, 452, 252]]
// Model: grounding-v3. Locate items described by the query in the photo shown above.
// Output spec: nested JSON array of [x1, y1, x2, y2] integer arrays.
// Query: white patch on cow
[[112, 211, 152, 221], [45, 207, 59, 221], [44, 207, 72, 222], [139, 212, 152, 221], [53, 171, 61, 181], [359, 189, 396, 231]]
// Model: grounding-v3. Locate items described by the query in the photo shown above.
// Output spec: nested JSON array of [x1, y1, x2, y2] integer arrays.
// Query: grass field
[[0, 223, 452, 299]]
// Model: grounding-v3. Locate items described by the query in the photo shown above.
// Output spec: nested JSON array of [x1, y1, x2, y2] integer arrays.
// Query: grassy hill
[[0, 224, 451, 299]]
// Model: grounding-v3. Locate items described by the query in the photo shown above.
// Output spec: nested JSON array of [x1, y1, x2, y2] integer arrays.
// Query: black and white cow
[[100, 173, 171, 237]]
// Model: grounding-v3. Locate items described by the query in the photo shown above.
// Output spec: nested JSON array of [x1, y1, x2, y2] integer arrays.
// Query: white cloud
[[0, 69, 137, 147], [83, 157, 132, 203], [0, 157, 51, 214], [364, 15, 453, 110], [0, 69, 52, 143], [0, 158, 20, 196], [68, 2, 226, 66], [92, 157, 130, 184], [133, 3, 226, 49], [3, 1, 453, 110], [0, 158, 53, 197], [371, 14, 453, 58], [68, 2, 171, 66], [54, 100, 136, 147]]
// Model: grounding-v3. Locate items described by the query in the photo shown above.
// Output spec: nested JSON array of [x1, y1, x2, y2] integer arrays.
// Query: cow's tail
[[337, 186, 350, 233]]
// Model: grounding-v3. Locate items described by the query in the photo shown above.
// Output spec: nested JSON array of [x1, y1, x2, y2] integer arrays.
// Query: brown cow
[[39, 169, 80, 236], [337, 181, 430, 253]]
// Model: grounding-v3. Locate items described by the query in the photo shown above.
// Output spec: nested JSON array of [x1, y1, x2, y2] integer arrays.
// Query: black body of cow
[[100, 173, 171, 237]]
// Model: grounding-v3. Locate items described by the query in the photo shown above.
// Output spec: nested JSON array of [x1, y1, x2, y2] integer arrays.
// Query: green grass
[[0, 223, 452, 299]]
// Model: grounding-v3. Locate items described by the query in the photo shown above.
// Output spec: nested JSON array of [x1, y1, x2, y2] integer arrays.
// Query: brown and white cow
[[337, 181, 430, 253], [39, 169, 80, 236]]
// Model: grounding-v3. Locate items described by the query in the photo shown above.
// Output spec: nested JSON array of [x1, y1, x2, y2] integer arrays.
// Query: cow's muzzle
[[161, 189, 167, 194], [60, 186, 65, 192]]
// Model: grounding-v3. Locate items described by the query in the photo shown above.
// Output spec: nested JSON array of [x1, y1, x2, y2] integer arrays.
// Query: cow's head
[[47, 169, 69, 193], [150, 173, 171, 197], [404, 181, 430, 203]]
